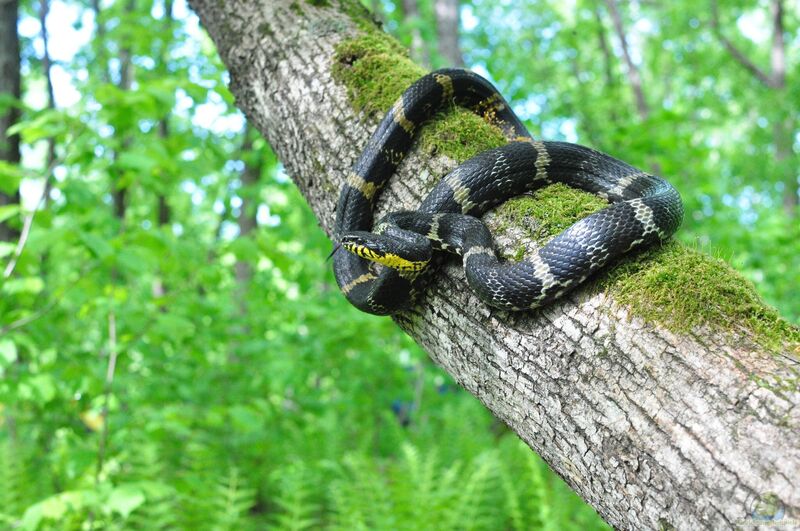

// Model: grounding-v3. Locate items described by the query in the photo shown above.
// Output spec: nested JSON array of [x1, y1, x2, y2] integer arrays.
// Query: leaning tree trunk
[[187, 1, 800, 529]]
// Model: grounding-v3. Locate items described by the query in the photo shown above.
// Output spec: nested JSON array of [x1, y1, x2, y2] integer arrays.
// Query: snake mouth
[[340, 233, 430, 272]]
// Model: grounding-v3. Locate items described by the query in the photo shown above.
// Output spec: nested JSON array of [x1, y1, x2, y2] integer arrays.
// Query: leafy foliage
[[1, 0, 797, 529]]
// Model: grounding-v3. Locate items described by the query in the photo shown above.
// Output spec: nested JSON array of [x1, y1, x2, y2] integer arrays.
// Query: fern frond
[[270, 461, 319, 531], [209, 466, 257, 530]]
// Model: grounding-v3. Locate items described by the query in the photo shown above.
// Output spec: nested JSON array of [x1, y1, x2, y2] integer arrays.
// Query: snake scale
[[332, 68, 683, 315]]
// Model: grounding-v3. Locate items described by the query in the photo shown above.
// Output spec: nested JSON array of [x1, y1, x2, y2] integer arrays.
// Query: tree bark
[[157, 0, 174, 229], [0, 0, 21, 242], [94, 0, 135, 222], [187, 1, 800, 529]]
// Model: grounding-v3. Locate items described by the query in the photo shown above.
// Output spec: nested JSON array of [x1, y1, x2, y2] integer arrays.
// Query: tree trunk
[[187, 1, 800, 529], [434, 0, 464, 67], [0, 0, 21, 242], [39, 0, 56, 189], [400, 0, 430, 67], [153, 0, 174, 300], [96, 0, 135, 222], [234, 124, 261, 287]]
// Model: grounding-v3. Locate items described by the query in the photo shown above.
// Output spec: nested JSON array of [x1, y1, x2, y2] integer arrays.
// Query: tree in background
[[0, 0, 21, 243], [711, 0, 796, 217], [435, 0, 464, 66]]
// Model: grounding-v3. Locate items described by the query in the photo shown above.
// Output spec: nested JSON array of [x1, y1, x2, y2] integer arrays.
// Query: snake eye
[[340, 231, 430, 272], [340, 233, 384, 261]]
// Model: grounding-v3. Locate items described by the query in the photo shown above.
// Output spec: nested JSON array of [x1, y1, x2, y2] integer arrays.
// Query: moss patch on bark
[[332, 33, 507, 161], [493, 184, 609, 246]]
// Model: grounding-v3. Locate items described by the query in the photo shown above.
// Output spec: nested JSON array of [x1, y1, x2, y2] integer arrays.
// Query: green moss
[[332, 33, 508, 163], [418, 110, 507, 162], [333, 34, 422, 114], [338, 0, 383, 33], [289, 1, 303, 16], [598, 241, 800, 352], [258, 22, 273, 38], [492, 183, 800, 352], [477, 181, 798, 353], [330, 15, 800, 355], [493, 184, 608, 247], [306, 0, 331, 6]]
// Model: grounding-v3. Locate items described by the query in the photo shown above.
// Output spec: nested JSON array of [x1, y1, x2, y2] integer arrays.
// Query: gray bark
[[187, 1, 800, 529]]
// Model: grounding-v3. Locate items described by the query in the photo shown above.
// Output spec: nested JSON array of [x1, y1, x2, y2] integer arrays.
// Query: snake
[[332, 68, 683, 316]]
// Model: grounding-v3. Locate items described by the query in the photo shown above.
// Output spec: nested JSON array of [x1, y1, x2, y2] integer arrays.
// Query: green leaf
[[0, 339, 17, 367], [0, 242, 15, 259], [24, 374, 57, 403], [0, 161, 23, 193], [0, 204, 19, 224], [107, 485, 146, 518], [117, 150, 157, 173], [6, 110, 69, 144], [1, 277, 45, 295], [79, 232, 113, 260], [20, 490, 97, 530]]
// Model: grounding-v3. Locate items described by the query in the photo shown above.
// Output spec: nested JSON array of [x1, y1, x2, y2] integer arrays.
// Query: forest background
[[0, 0, 797, 528]]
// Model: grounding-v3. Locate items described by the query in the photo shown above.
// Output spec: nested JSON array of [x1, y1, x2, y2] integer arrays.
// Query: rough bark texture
[[187, 1, 800, 529]]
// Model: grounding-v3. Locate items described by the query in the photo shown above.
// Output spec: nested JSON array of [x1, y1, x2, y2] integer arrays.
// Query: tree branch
[[3, 156, 58, 278], [710, 0, 778, 88], [603, 0, 649, 119], [187, 1, 800, 528]]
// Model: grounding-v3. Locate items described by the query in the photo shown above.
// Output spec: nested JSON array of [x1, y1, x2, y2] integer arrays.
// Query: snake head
[[340, 230, 432, 272]]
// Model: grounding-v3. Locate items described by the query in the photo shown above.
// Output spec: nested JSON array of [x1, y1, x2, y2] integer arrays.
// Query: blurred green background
[[0, 0, 797, 528]]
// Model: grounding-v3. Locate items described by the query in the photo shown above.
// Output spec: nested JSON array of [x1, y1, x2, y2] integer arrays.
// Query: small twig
[[709, 0, 777, 88], [0, 263, 98, 336], [94, 311, 119, 485], [3, 158, 58, 279], [0, 299, 57, 336], [603, 0, 649, 119]]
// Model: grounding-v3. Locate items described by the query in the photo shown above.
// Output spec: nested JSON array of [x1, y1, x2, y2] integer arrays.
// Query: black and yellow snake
[[332, 68, 683, 315]]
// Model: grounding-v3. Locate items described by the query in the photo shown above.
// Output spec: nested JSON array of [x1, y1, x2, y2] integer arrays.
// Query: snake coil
[[332, 68, 683, 315]]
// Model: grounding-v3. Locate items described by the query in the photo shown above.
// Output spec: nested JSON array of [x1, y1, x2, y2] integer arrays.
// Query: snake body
[[333, 68, 683, 315]]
